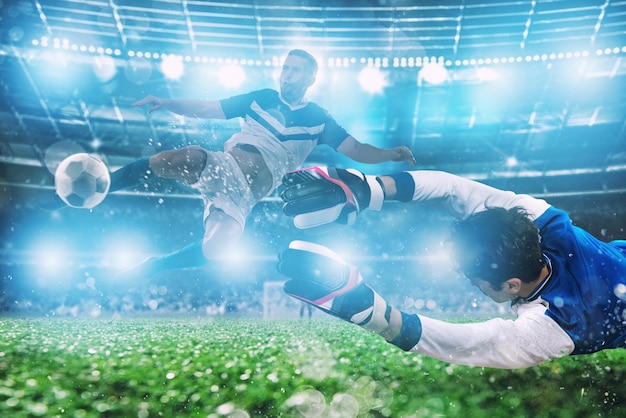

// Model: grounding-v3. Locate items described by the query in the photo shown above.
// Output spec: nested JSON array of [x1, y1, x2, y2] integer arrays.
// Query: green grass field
[[1, 317, 624, 418]]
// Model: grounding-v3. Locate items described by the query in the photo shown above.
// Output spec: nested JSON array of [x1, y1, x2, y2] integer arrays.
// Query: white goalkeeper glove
[[277, 240, 391, 333], [276, 240, 423, 350], [280, 167, 385, 229]]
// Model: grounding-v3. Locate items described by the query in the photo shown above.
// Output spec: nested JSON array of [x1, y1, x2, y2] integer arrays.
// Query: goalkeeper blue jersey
[[524, 207, 626, 354]]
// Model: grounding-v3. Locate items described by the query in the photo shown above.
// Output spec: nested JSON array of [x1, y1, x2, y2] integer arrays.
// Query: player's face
[[280, 55, 314, 104]]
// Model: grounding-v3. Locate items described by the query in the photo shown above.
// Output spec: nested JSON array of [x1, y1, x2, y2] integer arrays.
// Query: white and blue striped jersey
[[220, 88, 349, 189]]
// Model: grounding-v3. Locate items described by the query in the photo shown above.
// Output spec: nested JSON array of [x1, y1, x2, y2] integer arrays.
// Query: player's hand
[[392, 146, 416, 166], [278, 240, 423, 348], [277, 240, 377, 326], [133, 95, 166, 113], [280, 167, 384, 229]]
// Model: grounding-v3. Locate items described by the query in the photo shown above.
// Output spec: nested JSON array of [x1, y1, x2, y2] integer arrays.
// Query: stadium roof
[[1, 0, 626, 198]]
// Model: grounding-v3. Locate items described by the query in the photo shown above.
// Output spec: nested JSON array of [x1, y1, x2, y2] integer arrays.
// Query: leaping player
[[40, 50, 415, 278]]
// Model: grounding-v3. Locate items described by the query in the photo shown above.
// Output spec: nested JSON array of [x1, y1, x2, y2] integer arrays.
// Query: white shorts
[[187, 146, 257, 229]]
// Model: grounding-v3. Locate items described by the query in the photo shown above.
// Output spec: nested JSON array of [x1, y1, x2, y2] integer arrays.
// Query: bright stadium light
[[100, 234, 152, 269], [218, 64, 246, 88], [357, 67, 388, 94], [506, 156, 519, 167], [220, 239, 257, 265], [161, 54, 185, 80], [476, 67, 499, 82], [107, 246, 142, 269], [39, 248, 64, 270], [418, 63, 449, 85], [36, 50, 85, 86], [92, 55, 117, 83], [29, 241, 72, 282]]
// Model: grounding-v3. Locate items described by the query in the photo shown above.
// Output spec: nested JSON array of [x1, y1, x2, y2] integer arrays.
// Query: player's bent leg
[[117, 209, 243, 280], [109, 157, 152, 192], [38, 193, 68, 211], [200, 209, 245, 260], [116, 241, 208, 281], [149, 146, 207, 185]]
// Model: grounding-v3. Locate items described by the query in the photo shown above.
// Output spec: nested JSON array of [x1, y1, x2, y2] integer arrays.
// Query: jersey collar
[[279, 93, 309, 110], [513, 254, 553, 304]]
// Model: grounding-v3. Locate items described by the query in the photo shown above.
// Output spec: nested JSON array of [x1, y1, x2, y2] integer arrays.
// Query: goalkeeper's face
[[471, 278, 518, 303], [445, 240, 517, 303]]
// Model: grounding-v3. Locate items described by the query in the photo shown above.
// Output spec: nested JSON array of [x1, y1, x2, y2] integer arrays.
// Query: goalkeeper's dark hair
[[449, 206, 545, 289], [287, 49, 318, 77]]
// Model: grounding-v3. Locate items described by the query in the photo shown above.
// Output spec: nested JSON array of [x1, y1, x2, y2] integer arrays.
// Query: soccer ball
[[54, 153, 111, 209]]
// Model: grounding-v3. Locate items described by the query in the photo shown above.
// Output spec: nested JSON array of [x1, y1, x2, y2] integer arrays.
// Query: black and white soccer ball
[[54, 153, 111, 209]]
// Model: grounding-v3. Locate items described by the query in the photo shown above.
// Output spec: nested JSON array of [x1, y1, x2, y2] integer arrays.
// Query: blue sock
[[148, 241, 208, 273], [109, 157, 152, 192]]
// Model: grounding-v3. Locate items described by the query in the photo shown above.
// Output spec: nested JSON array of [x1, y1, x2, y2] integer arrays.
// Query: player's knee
[[148, 151, 174, 176], [201, 238, 234, 260], [200, 242, 214, 260], [149, 147, 207, 183], [201, 211, 243, 259]]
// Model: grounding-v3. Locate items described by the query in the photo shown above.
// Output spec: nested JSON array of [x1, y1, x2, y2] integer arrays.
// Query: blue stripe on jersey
[[247, 101, 324, 142], [533, 207, 626, 354], [219, 88, 348, 149]]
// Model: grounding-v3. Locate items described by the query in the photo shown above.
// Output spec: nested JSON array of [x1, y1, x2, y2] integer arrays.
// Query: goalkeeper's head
[[448, 206, 546, 294]]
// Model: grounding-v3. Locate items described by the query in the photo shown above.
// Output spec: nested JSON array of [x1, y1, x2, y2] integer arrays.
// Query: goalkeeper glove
[[277, 240, 391, 333], [280, 167, 385, 229], [276, 240, 423, 350]]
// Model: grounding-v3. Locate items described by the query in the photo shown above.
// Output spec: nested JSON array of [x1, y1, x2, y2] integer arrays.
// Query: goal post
[[262, 280, 307, 320]]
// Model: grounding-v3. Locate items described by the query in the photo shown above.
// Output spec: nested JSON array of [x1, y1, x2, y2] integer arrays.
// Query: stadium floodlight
[[357, 67, 388, 94], [39, 248, 64, 271], [107, 247, 140, 269], [29, 241, 71, 281], [418, 63, 449, 86], [161, 54, 185, 80], [92, 55, 117, 83], [218, 64, 246, 88], [476, 67, 499, 82], [100, 235, 152, 269], [506, 156, 519, 168]]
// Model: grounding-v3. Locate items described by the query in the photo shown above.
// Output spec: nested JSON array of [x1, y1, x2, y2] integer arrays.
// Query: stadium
[[1, 0, 625, 416]]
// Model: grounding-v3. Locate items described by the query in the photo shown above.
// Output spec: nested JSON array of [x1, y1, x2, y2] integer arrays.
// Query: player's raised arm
[[133, 95, 226, 119], [336, 136, 416, 166]]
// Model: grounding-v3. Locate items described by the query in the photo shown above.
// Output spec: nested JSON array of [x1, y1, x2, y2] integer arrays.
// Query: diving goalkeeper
[[276, 167, 626, 369]]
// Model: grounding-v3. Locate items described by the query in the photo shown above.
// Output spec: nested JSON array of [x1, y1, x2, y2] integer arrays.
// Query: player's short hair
[[287, 49, 318, 77], [449, 206, 545, 289]]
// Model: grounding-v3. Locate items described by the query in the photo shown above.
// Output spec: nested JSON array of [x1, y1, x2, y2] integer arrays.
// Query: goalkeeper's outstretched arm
[[276, 240, 574, 369], [281, 167, 550, 229], [376, 170, 549, 220]]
